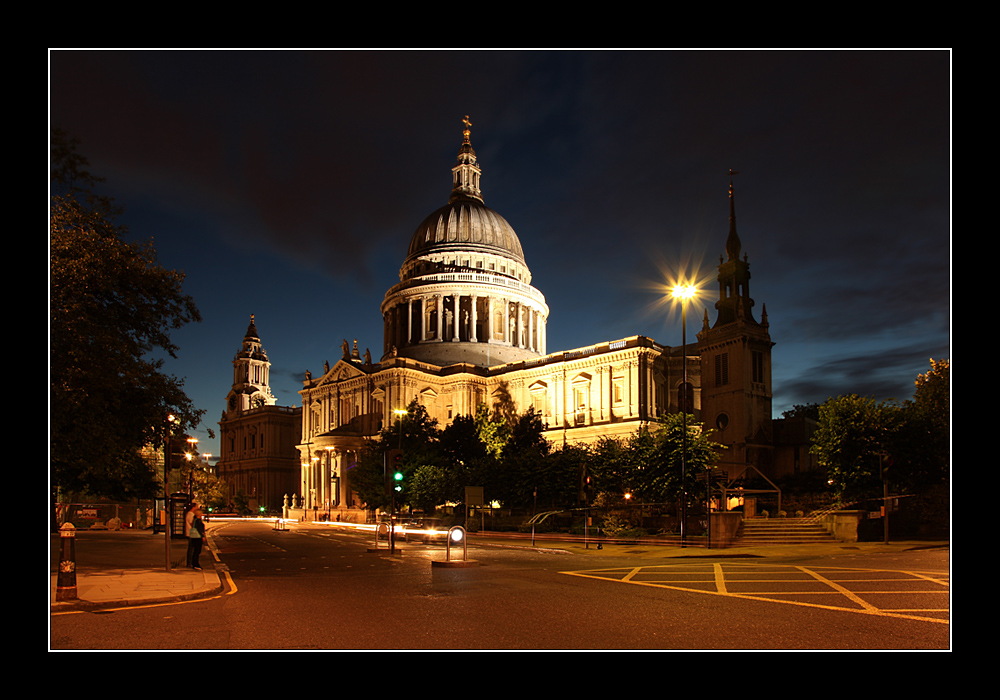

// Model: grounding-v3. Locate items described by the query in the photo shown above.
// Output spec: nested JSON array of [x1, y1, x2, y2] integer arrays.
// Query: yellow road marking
[[714, 563, 727, 594], [795, 566, 876, 612], [622, 567, 643, 582], [561, 563, 949, 625]]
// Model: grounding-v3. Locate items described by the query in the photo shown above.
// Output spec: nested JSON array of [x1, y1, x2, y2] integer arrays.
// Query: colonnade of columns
[[301, 446, 357, 511], [384, 291, 546, 357]]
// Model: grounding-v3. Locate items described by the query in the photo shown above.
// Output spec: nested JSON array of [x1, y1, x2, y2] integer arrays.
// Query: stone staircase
[[736, 517, 839, 545]]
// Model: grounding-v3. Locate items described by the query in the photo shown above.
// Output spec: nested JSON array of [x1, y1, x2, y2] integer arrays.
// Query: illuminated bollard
[[367, 521, 391, 553], [432, 526, 478, 567], [56, 523, 77, 601], [446, 526, 467, 561]]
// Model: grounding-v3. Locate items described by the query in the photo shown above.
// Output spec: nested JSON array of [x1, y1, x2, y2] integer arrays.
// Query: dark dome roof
[[405, 197, 525, 264]]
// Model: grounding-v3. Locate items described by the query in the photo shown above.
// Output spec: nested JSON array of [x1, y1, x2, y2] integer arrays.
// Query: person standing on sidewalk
[[185, 503, 205, 570]]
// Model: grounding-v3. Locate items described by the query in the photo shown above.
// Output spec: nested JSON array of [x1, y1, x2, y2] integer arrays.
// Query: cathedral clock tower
[[225, 314, 276, 416], [218, 315, 300, 513], [697, 174, 775, 478]]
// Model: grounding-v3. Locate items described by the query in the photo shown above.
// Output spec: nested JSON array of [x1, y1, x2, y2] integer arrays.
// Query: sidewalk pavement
[[51, 529, 224, 613], [50, 524, 947, 613]]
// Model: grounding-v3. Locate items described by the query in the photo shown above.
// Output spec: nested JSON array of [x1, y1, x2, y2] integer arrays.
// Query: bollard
[[56, 523, 77, 601], [432, 526, 477, 567], [445, 526, 467, 561]]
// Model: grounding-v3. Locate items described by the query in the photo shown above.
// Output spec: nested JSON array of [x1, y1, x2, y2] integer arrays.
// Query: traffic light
[[386, 449, 404, 492]]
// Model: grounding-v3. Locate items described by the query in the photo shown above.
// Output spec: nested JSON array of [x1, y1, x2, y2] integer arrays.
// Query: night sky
[[48, 50, 951, 463]]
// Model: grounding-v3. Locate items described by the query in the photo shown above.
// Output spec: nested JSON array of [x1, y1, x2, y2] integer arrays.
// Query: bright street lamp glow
[[671, 284, 698, 301]]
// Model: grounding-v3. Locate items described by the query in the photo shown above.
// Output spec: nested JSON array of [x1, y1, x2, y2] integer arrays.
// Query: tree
[[439, 412, 491, 504], [810, 395, 902, 503], [896, 358, 949, 492], [348, 439, 393, 512], [590, 427, 658, 501], [349, 399, 441, 511], [644, 413, 723, 503], [782, 403, 821, 421], [408, 464, 454, 513], [590, 435, 631, 497], [474, 403, 508, 460], [50, 128, 204, 501], [495, 408, 551, 509]]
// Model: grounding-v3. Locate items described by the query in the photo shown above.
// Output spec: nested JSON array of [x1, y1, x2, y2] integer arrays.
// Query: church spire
[[245, 313, 260, 343], [725, 169, 742, 262], [711, 171, 756, 327], [449, 115, 483, 204]]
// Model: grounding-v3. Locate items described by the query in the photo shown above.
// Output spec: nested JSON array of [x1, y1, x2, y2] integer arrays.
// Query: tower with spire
[[697, 173, 775, 480], [225, 314, 276, 415], [218, 315, 300, 514]]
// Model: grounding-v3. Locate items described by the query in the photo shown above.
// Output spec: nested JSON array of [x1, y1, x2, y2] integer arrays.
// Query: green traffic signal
[[387, 449, 404, 492]]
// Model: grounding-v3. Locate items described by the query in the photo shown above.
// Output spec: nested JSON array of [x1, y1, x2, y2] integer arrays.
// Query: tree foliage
[[50, 128, 204, 500], [810, 359, 950, 503], [898, 358, 949, 491], [810, 395, 901, 503], [345, 398, 724, 516], [349, 399, 442, 511]]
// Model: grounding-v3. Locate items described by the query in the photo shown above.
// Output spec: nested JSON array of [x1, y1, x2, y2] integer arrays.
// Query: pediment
[[317, 360, 366, 386]]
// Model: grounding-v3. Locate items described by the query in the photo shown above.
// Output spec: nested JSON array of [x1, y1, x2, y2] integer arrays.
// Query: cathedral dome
[[380, 118, 548, 368], [406, 198, 525, 267], [398, 117, 530, 284]]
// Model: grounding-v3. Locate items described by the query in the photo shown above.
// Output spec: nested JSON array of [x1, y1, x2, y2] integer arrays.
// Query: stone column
[[515, 302, 522, 348], [435, 294, 443, 341], [320, 450, 328, 507], [453, 294, 460, 341], [503, 299, 510, 345], [488, 296, 495, 343], [407, 298, 414, 346], [528, 307, 535, 352], [419, 296, 427, 342], [470, 294, 478, 342]]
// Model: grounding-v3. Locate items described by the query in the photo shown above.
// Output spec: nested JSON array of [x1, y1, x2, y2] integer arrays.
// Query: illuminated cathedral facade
[[221, 120, 787, 517], [287, 120, 780, 517]]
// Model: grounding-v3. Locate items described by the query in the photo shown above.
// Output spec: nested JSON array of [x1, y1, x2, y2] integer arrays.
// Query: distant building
[[292, 121, 800, 520], [216, 315, 301, 513]]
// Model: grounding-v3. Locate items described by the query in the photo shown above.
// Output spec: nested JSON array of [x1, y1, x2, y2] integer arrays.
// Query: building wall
[[217, 405, 301, 513], [293, 335, 705, 510]]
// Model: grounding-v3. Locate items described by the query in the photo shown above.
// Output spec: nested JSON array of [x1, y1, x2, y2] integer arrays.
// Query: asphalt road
[[49, 520, 950, 650]]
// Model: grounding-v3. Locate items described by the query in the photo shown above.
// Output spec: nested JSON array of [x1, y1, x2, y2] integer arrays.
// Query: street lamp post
[[671, 284, 697, 547], [163, 414, 183, 571]]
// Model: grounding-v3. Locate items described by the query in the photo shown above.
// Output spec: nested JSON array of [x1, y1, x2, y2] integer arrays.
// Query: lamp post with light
[[671, 283, 698, 546]]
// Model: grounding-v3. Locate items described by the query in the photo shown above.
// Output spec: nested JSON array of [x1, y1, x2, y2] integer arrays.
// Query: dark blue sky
[[49, 50, 951, 462]]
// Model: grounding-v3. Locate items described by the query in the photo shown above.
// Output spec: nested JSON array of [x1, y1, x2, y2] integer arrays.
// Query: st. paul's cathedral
[[217, 119, 808, 517]]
